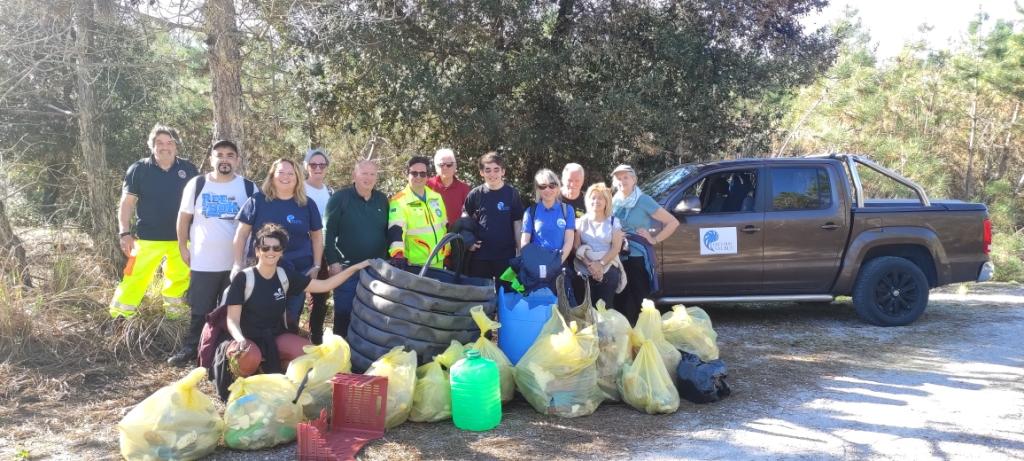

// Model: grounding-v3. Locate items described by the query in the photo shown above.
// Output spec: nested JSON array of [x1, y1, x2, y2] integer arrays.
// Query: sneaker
[[167, 348, 196, 367]]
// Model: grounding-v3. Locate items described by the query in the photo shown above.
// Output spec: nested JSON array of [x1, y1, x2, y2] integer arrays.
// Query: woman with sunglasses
[[233, 158, 324, 330], [520, 169, 576, 295], [217, 223, 369, 398]]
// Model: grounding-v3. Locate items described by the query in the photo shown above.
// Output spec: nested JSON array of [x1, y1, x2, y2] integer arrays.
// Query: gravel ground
[[4, 283, 1022, 460]]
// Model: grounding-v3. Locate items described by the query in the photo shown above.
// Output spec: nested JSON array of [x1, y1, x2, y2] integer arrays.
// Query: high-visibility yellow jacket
[[387, 186, 449, 268]]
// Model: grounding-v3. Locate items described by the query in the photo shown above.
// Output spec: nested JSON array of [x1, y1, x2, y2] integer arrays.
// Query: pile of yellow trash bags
[[117, 299, 722, 459], [116, 307, 520, 460], [514, 299, 722, 417]]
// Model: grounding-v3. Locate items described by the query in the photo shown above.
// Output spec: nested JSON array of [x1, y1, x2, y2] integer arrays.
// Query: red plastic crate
[[297, 374, 388, 461]]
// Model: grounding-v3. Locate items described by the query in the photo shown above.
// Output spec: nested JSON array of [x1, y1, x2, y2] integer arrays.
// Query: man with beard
[[110, 124, 199, 322], [168, 139, 256, 366]]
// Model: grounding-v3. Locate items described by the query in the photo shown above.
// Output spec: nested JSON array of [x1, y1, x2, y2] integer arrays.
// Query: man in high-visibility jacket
[[109, 124, 198, 320], [387, 156, 449, 269]]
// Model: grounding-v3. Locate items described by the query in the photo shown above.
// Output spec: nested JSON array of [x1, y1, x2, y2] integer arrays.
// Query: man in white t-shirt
[[303, 148, 335, 344], [168, 140, 256, 366]]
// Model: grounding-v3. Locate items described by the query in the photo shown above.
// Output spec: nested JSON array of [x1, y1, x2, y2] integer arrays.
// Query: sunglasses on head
[[408, 170, 430, 178], [307, 162, 327, 170], [536, 183, 559, 190], [257, 244, 283, 252]]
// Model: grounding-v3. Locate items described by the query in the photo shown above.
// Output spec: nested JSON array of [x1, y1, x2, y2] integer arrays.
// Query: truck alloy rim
[[874, 271, 919, 315]]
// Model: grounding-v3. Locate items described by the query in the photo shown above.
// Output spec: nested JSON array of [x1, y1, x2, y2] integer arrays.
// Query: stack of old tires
[[348, 258, 497, 372]]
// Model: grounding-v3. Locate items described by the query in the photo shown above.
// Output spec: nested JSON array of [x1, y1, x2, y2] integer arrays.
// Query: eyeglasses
[[408, 171, 430, 178], [257, 244, 283, 252], [438, 162, 455, 168], [307, 163, 328, 170], [536, 183, 559, 190]]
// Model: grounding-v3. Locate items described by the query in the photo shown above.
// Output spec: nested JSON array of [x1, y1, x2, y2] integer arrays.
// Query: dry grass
[[1, 227, 190, 460]]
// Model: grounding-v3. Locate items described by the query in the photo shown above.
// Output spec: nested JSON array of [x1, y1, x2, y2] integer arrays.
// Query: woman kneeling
[[215, 223, 368, 399]]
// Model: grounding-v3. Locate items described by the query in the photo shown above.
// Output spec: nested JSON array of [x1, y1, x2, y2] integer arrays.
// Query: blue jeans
[[285, 255, 315, 322], [332, 276, 359, 338]]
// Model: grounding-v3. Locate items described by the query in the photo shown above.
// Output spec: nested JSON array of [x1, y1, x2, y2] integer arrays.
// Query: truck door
[[761, 164, 848, 293], [661, 167, 765, 295]]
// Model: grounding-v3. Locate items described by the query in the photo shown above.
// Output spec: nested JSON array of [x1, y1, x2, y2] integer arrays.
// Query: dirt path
[[4, 283, 1022, 460]]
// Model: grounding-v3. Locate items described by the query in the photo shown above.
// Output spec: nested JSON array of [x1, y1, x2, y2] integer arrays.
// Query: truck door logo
[[700, 227, 738, 255]]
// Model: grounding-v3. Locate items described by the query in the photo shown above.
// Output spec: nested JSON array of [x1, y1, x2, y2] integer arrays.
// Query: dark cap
[[210, 139, 239, 154]]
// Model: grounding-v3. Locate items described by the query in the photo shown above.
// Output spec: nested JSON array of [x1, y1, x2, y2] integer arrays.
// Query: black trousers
[[184, 270, 231, 351], [467, 257, 514, 292], [308, 259, 332, 345], [614, 256, 650, 325], [583, 265, 621, 310]]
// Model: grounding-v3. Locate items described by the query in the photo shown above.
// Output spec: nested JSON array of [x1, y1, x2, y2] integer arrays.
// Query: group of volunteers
[[109, 123, 679, 383]]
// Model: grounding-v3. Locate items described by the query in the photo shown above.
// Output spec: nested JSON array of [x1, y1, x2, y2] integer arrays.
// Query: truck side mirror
[[674, 196, 701, 214]]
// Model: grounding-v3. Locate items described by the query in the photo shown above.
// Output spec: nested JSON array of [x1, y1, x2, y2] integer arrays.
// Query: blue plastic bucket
[[497, 287, 556, 365]]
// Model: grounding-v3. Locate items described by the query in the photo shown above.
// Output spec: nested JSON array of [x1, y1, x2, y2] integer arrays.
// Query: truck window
[[770, 167, 832, 211], [682, 169, 758, 213]]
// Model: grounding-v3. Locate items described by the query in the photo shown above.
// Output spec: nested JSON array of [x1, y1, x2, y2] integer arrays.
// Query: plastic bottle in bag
[[118, 368, 224, 461]]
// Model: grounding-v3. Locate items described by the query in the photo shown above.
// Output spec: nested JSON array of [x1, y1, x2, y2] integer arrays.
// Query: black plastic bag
[[676, 352, 731, 404]]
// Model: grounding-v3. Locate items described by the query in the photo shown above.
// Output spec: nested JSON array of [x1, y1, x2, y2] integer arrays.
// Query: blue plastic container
[[497, 286, 556, 365]]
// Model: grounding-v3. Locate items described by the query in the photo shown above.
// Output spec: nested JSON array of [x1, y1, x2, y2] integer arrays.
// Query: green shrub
[[991, 232, 1024, 283]]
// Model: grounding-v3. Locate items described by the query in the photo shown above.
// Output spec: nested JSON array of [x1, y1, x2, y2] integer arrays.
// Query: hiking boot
[[167, 348, 196, 367]]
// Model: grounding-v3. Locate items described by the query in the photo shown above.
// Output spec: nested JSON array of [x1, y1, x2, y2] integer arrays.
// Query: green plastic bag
[[514, 306, 602, 418], [620, 340, 680, 414], [366, 346, 418, 429], [285, 333, 353, 420], [595, 300, 632, 402], [662, 304, 720, 361], [118, 368, 224, 461], [469, 305, 516, 402], [224, 373, 308, 450], [410, 341, 464, 422], [633, 300, 682, 384]]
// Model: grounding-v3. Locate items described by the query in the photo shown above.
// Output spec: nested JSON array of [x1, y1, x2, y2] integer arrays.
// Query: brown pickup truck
[[644, 154, 993, 326]]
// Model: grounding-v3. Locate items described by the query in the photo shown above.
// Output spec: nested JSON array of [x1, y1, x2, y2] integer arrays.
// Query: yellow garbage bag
[[366, 346, 418, 429], [224, 373, 308, 450], [285, 332, 353, 420], [620, 340, 680, 414], [662, 305, 720, 361], [514, 306, 602, 418], [633, 300, 682, 383], [595, 300, 632, 402], [410, 341, 464, 422], [469, 305, 516, 402], [118, 368, 223, 461]]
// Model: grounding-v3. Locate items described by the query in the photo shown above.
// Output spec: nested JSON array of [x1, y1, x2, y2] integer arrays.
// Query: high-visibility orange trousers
[[109, 240, 190, 319]]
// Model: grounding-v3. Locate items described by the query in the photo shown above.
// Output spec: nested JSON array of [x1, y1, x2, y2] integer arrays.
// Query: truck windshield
[[642, 164, 700, 202]]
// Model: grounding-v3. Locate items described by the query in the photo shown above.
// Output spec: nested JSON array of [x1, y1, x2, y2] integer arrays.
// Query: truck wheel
[[852, 256, 930, 326]]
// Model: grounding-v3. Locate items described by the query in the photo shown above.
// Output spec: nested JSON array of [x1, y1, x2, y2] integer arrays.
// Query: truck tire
[[852, 256, 930, 326]]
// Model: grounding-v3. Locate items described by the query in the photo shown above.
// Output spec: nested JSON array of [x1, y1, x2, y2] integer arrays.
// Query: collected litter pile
[[117, 259, 729, 460]]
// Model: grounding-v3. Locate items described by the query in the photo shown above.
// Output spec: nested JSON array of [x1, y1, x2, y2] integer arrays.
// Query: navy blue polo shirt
[[123, 156, 199, 241], [522, 201, 576, 252], [236, 191, 323, 268], [463, 184, 525, 261]]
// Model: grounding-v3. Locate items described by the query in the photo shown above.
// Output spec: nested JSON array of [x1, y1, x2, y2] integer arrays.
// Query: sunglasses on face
[[408, 171, 429, 178], [257, 244, 283, 252], [307, 163, 328, 170], [438, 162, 455, 168], [536, 183, 559, 190]]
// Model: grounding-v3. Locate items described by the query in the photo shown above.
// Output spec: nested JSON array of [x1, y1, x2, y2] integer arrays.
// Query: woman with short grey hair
[[520, 169, 577, 295]]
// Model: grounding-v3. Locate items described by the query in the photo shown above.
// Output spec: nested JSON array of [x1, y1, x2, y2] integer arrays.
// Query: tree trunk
[[204, 0, 244, 165], [74, 0, 120, 273], [0, 199, 31, 287], [965, 85, 978, 199]]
